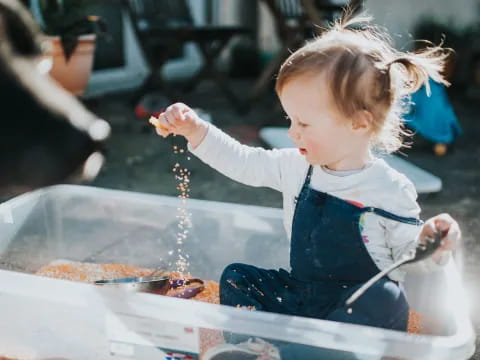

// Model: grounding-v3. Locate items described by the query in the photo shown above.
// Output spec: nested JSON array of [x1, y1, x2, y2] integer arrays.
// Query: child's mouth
[[299, 148, 307, 155]]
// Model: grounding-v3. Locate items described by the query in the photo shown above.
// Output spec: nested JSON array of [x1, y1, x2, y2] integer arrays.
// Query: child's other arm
[[375, 182, 428, 274], [386, 184, 457, 272]]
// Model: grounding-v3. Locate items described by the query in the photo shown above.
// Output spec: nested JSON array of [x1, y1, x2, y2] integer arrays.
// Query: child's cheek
[[306, 138, 322, 156]]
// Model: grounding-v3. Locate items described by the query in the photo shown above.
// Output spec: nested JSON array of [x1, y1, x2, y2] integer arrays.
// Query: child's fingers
[[418, 218, 436, 242], [163, 111, 178, 129], [433, 213, 455, 233], [155, 113, 176, 136], [170, 103, 186, 123], [168, 103, 199, 125], [183, 109, 198, 122], [434, 213, 461, 250], [420, 213, 461, 251]]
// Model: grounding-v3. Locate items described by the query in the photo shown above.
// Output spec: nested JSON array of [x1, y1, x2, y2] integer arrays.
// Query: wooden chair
[[124, 0, 251, 111], [249, 0, 363, 102]]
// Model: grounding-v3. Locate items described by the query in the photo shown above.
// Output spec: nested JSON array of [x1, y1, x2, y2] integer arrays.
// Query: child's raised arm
[[151, 103, 298, 192]]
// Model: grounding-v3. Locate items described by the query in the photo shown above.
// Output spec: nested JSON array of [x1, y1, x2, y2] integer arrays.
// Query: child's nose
[[288, 126, 299, 140]]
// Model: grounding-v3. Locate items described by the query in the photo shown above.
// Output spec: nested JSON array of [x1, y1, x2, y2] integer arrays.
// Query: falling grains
[[170, 143, 193, 274]]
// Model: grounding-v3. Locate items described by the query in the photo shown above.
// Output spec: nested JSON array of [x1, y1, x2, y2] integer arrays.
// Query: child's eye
[[298, 122, 308, 128]]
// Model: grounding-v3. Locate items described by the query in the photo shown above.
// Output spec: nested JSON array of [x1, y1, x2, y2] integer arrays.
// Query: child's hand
[[149, 103, 209, 148], [418, 213, 461, 263]]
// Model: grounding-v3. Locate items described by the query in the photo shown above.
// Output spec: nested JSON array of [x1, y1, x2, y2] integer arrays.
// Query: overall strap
[[361, 206, 423, 226], [294, 165, 314, 205], [304, 165, 313, 186]]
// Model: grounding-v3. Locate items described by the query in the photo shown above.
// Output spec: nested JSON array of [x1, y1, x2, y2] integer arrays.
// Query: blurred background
[[1, 0, 480, 358]]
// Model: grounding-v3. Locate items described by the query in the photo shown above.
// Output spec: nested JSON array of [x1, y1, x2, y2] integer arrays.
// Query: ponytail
[[336, 10, 452, 96], [386, 45, 452, 96]]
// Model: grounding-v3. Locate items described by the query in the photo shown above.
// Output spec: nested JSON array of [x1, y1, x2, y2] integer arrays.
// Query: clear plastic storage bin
[[0, 185, 475, 359]]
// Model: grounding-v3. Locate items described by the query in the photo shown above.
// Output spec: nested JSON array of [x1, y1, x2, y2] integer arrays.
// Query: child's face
[[279, 73, 369, 170]]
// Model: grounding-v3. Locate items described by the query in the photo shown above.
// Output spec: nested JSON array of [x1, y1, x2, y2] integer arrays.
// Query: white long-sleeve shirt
[[188, 124, 445, 282]]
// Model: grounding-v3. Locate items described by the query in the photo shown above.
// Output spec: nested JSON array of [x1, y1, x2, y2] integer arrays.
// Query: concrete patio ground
[[86, 79, 480, 359]]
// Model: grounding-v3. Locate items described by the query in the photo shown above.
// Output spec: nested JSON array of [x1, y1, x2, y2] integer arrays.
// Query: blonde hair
[[276, 12, 451, 153]]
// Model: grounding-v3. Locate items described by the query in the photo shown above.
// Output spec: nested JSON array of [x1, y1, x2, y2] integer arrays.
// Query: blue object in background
[[404, 79, 462, 144]]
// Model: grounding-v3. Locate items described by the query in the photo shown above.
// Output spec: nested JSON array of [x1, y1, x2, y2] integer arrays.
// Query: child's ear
[[352, 110, 373, 132]]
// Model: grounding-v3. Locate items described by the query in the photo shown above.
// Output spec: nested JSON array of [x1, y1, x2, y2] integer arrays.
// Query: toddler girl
[[152, 14, 457, 332]]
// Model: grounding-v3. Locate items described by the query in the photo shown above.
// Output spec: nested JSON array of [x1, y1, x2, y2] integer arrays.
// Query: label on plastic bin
[[106, 312, 199, 359]]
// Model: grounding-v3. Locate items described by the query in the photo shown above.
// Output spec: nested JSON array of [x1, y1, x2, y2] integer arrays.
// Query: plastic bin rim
[[0, 184, 284, 217]]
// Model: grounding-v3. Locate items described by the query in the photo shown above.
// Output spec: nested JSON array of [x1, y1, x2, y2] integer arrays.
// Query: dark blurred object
[[413, 18, 480, 98], [413, 18, 459, 82], [249, 0, 362, 104], [0, 0, 110, 195], [411, 19, 465, 156], [463, 23, 480, 100], [90, 2, 124, 71], [404, 79, 462, 156], [36, 0, 108, 96], [229, 38, 261, 78], [39, 0, 107, 61], [124, 0, 251, 113]]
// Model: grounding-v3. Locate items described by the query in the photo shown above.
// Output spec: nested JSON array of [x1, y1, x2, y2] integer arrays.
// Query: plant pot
[[47, 34, 96, 96]]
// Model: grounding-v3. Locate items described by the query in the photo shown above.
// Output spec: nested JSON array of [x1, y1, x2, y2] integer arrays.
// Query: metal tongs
[[345, 231, 443, 307]]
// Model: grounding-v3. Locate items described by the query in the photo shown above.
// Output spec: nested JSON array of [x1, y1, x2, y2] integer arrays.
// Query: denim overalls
[[220, 165, 422, 331]]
